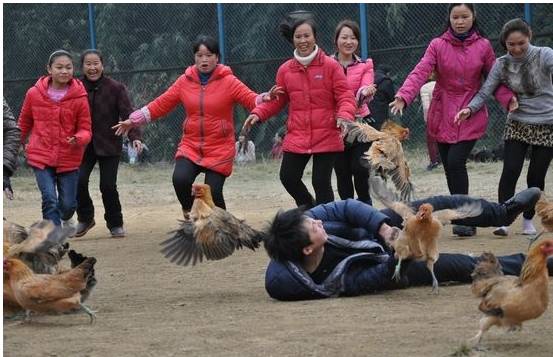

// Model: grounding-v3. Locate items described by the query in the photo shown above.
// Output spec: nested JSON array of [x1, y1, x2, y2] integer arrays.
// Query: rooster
[[530, 192, 553, 243], [470, 239, 553, 345], [160, 183, 265, 266], [370, 176, 482, 293], [3, 256, 97, 323], [340, 119, 414, 200]]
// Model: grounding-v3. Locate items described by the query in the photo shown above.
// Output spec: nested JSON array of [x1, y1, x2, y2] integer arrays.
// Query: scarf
[[294, 45, 319, 66]]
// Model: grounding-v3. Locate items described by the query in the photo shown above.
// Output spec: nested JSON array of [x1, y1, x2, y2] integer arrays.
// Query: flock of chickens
[[4, 120, 553, 349]]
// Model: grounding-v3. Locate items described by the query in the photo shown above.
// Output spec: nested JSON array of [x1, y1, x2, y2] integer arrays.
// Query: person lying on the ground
[[263, 188, 549, 301]]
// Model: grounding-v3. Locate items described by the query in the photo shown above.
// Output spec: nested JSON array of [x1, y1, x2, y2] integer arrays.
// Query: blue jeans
[[33, 167, 79, 226]]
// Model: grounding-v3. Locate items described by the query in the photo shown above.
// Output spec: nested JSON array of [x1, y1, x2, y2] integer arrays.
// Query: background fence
[[4, 3, 553, 165]]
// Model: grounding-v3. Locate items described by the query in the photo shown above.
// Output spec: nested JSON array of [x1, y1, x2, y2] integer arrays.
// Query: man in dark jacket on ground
[[3, 97, 20, 200], [263, 188, 550, 301]]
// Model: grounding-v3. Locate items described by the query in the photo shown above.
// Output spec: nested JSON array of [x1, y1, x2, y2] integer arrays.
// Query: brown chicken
[[3, 256, 97, 323], [470, 239, 553, 345], [370, 176, 482, 293], [160, 183, 265, 266], [531, 192, 553, 242], [341, 119, 414, 200]]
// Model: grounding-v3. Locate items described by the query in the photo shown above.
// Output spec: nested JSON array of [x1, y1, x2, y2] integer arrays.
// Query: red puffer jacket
[[147, 64, 259, 177], [18, 76, 92, 173], [251, 49, 356, 154]]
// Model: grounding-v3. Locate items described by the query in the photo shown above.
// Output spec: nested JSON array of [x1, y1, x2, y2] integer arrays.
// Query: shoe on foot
[[426, 162, 440, 171], [522, 219, 537, 235], [493, 226, 509, 236], [75, 219, 96, 238], [503, 187, 541, 224], [110, 226, 126, 238], [62, 219, 76, 238], [453, 225, 476, 237]]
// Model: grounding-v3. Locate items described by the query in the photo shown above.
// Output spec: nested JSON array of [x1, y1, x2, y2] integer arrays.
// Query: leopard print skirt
[[503, 119, 553, 147]]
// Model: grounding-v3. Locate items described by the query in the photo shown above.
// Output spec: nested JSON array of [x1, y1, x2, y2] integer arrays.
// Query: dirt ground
[[3, 156, 553, 357]]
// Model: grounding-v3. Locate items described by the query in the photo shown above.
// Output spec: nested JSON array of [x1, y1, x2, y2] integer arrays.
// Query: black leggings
[[498, 140, 553, 219], [334, 141, 372, 204], [437, 140, 476, 195], [172, 157, 226, 211], [280, 152, 337, 208]]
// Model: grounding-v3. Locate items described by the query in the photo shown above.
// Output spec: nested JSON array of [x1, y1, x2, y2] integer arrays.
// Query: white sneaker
[[493, 226, 509, 236], [522, 219, 537, 235]]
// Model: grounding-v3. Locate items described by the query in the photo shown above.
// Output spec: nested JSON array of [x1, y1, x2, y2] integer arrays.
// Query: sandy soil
[[3, 158, 553, 357]]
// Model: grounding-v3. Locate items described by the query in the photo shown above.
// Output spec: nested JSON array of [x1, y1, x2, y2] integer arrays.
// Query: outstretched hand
[[454, 108, 471, 125], [389, 97, 406, 116], [262, 85, 285, 102], [242, 114, 260, 135], [112, 119, 134, 136]]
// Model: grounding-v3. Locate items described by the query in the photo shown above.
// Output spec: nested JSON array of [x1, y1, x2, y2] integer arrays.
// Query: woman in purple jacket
[[389, 3, 515, 237], [331, 20, 376, 205]]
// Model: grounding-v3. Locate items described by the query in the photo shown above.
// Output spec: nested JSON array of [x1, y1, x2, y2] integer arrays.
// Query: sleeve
[[482, 43, 514, 110], [73, 97, 92, 146], [396, 39, 438, 105], [306, 199, 390, 234], [542, 46, 553, 74], [17, 90, 34, 143], [117, 83, 142, 142], [331, 61, 356, 120], [146, 75, 185, 120], [467, 61, 503, 114], [343, 255, 398, 296], [250, 65, 289, 121], [229, 76, 259, 111], [3, 97, 21, 175]]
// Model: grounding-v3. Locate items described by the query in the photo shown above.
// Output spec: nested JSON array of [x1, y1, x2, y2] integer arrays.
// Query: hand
[[112, 119, 134, 136], [263, 85, 285, 102], [454, 108, 471, 125], [508, 95, 519, 112], [336, 118, 350, 138], [133, 140, 143, 155], [389, 97, 406, 116], [66, 136, 77, 145], [3, 175, 13, 200], [242, 114, 260, 135], [362, 84, 377, 97]]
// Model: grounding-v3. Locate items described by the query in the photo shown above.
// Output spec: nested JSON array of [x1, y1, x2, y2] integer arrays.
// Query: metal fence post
[[524, 3, 532, 25], [217, 3, 226, 64], [87, 3, 97, 49], [359, 3, 368, 60]]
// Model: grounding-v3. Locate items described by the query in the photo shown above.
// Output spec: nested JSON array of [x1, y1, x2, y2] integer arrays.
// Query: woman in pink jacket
[[331, 19, 376, 205], [243, 13, 356, 208], [389, 3, 514, 237], [18, 50, 92, 226]]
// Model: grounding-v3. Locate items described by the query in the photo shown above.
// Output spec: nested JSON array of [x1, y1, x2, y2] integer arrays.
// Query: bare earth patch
[[3, 155, 553, 357]]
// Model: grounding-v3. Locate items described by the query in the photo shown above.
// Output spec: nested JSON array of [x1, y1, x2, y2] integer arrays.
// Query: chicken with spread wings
[[160, 183, 265, 266], [370, 176, 482, 293], [470, 239, 553, 345], [340, 119, 414, 200]]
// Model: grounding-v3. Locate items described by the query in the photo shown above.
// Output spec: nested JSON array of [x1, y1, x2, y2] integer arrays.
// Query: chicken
[[340, 119, 414, 200], [531, 191, 553, 243], [160, 183, 266, 266], [370, 176, 482, 293], [3, 256, 97, 323], [470, 239, 553, 345]]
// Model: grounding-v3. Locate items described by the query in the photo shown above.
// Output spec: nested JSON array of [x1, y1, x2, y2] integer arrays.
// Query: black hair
[[192, 35, 220, 56], [445, 4, 485, 38], [279, 10, 317, 44], [376, 64, 392, 75], [264, 207, 311, 263], [499, 18, 532, 50], [47, 49, 73, 67], [80, 49, 104, 67], [334, 19, 361, 53]]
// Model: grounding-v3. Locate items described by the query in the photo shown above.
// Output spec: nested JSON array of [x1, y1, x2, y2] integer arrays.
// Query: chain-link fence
[[4, 3, 553, 167]]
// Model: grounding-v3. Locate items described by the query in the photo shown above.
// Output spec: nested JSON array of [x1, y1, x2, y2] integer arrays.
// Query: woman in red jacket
[[18, 50, 92, 226], [243, 13, 356, 208], [331, 19, 376, 205], [114, 35, 276, 217]]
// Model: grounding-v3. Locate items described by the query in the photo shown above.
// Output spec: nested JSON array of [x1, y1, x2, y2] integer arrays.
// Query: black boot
[[452, 225, 476, 237], [502, 187, 541, 225]]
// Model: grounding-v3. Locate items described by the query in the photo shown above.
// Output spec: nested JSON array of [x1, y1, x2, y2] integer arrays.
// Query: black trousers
[[498, 140, 553, 219], [280, 152, 337, 208], [173, 157, 226, 211], [380, 194, 512, 229], [77, 145, 123, 229], [334, 141, 372, 204], [437, 140, 477, 195]]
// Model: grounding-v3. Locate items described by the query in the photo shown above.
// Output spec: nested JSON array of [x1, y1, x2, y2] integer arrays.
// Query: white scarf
[[294, 45, 319, 67]]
